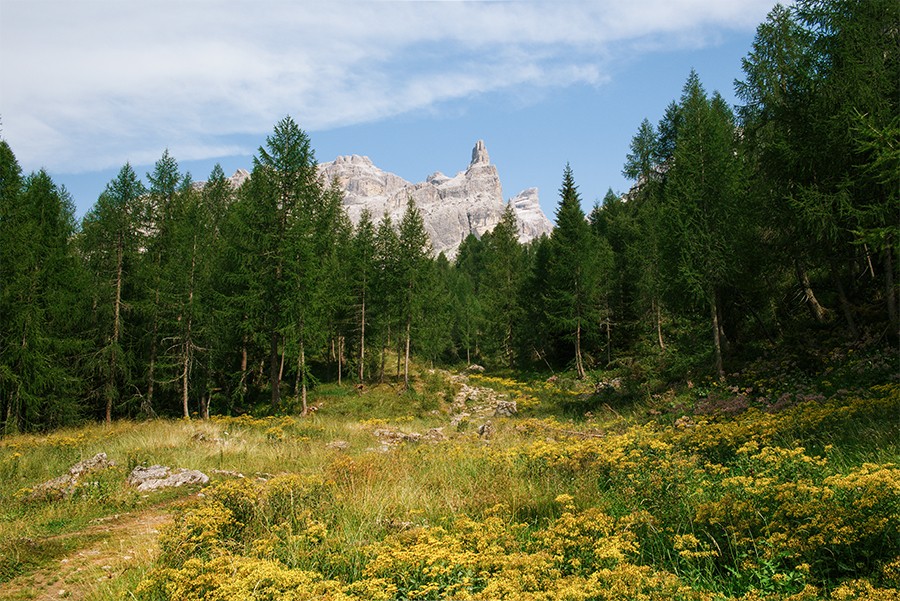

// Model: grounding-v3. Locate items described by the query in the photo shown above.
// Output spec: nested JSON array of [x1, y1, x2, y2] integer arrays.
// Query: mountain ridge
[[318, 140, 554, 257], [206, 142, 554, 258]]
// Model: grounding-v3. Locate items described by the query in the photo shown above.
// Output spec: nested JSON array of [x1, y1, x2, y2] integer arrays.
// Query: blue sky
[[0, 0, 776, 222]]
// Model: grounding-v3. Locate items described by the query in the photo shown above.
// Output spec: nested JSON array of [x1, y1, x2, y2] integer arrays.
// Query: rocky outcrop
[[127, 465, 209, 491], [31, 453, 116, 500], [319, 140, 554, 257], [509, 188, 552, 243]]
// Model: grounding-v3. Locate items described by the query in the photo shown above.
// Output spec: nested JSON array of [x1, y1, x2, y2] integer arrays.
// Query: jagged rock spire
[[470, 140, 490, 167]]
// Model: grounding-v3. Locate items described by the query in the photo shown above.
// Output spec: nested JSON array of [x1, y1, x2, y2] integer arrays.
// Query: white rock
[[127, 465, 209, 491], [319, 141, 553, 258]]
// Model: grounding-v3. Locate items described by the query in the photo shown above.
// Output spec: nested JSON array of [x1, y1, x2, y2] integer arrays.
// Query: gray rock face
[[127, 465, 209, 491], [509, 188, 552, 243], [32, 453, 116, 500], [319, 140, 554, 258]]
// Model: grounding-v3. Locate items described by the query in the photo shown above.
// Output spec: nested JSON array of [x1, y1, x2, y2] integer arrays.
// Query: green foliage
[[0, 161, 88, 432]]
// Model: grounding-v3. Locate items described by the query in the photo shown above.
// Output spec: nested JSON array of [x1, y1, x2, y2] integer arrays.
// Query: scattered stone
[[423, 428, 447, 443], [477, 422, 494, 438], [467, 364, 485, 373], [211, 469, 245, 479], [370, 426, 449, 446], [674, 416, 695, 429], [31, 453, 116, 500], [191, 431, 226, 444], [595, 378, 622, 392], [494, 400, 518, 417], [127, 465, 209, 492], [450, 412, 471, 427], [326, 440, 351, 451]]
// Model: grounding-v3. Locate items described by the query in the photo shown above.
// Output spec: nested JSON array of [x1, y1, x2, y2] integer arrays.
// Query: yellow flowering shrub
[[136, 554, 348, 601], [131, 383, 898, 600], [157, 502, 242, 565]]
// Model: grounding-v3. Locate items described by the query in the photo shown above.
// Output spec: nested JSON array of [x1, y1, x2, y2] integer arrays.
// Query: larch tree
[[141, 149, 182, 416], [396, 197, 432, 388], [1, 155, 87, 432], [350, 209, 377, 382], [662, 72, 745, 378], [80, 164, 146, 423], [250, 116, 320, 411], [373, 214, 401, 383]]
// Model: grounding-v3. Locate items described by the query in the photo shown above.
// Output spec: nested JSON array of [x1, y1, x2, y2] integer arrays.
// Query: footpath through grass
[[0, 344, 897, 600]]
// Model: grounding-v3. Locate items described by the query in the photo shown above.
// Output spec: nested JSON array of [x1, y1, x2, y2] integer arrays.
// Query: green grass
[[1, 347, 898, 599]]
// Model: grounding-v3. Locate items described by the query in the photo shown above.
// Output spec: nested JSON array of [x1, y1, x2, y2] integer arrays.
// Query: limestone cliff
[[319, 140, 554, 257]]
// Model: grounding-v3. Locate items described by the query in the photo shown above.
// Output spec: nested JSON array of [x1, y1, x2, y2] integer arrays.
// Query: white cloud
[[0, 0, 774, 173]]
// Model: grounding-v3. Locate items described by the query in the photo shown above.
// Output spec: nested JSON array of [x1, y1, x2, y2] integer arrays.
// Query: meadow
[[0, 343, 897, 600]]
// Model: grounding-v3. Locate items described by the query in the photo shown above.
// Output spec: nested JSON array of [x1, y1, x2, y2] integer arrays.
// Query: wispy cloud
[[0, 0, 773, 173]]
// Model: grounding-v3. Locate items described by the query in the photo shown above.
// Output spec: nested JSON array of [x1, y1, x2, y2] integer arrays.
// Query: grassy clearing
[[1, 346, 898, 600]]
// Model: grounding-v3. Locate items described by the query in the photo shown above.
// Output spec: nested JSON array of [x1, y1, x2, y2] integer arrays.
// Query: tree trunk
[[606, 318, 611, 365], [4, 395, 16, 435], [885, 245, 897, 332], [830, 263, 859, 339], [711, 291, 725, 380], [359, 295, 366, 382], [239, 328, 248, 399], [379, 327, 387, 384], [145, 266, 161, 417], [863, 243, 876, 279], [575, 317, 585, 379], [110, 232, 124, 424], [278, 335, 286, 384], [146, 346, 156, 415], [181, 351, 190, 419], [182, 238, 197, 419], [338, 336, 343, 386], [716, 297, 731, 354], [300, 338, 308, 415], [396, 330, 402, 384], [655, 298, 666, 350], [269, 330, 281, 410], [795, 260, 828, 323], [404, 317, 411, 389]]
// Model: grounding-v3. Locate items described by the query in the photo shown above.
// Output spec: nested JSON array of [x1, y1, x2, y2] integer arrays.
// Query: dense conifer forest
[[1, 0, 896, 432]]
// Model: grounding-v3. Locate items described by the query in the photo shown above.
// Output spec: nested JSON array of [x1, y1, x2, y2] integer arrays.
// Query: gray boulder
[[128, 465, 209, 492]]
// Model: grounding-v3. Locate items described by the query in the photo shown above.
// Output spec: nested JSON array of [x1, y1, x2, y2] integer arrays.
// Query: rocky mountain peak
[[198, 142, 555, 258], [319, 140, 553, 258], [470, 140, 490, 167]]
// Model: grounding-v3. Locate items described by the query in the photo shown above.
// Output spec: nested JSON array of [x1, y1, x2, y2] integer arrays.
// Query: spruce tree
[[481, 205, 524, 366], [546, 165, 602, 379]]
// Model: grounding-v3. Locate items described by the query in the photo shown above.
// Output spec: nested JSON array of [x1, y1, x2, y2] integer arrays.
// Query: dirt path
[[0, 507, 173, 601]]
